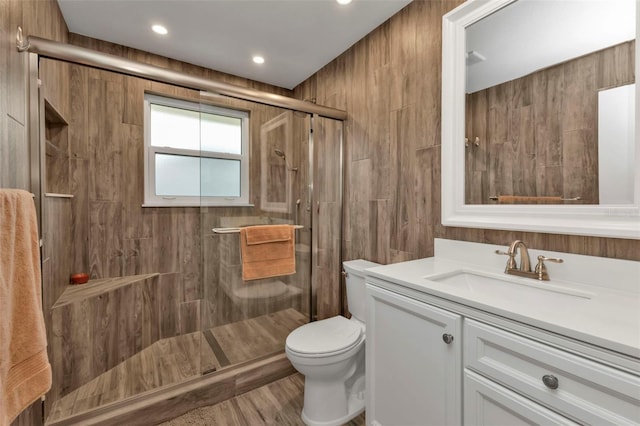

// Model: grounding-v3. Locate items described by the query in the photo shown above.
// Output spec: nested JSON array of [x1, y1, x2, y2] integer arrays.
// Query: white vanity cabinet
[[365, 280, 640, 426], [365, 284, 462, 426]]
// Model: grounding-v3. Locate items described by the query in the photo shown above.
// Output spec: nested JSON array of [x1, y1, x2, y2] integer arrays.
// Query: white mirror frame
[[441, 0, 640, 240]]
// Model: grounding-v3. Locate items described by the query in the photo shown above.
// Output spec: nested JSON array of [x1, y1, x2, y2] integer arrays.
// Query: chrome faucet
[[496, 240, 563, 281]]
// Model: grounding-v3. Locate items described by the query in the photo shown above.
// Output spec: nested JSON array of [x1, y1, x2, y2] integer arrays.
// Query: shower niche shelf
[[43, 98, 70, 195]]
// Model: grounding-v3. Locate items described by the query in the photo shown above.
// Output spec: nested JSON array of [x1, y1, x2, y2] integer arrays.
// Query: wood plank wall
[[47, 273, 184, 413], [63, 34, 299, 283], [465, 41, 635, 205], [313, 117, 344, 319], [42, 46, 309, 408], [41, 196, 72, 341], [2, 1, 70, 424], [5, 2, 640, 423], [294, 0, 640, 286], [57, 56, 203, 280], [0, 0, 69, 192], [57, 50, 308, 318], [4, 1, 311, 420]]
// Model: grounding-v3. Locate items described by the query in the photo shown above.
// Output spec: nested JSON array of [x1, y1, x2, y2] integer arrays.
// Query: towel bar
[[489, 196, 581, 201], [212, 225, 304, 234]]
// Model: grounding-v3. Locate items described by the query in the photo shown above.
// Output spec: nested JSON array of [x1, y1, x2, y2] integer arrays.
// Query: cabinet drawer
[[464, 319, 640, 425], [464, 369, 578, 425]]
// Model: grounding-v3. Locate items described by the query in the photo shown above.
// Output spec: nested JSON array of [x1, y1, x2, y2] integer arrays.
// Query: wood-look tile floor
[[47, 309, 308, 424], [158, 373, 366, 426]]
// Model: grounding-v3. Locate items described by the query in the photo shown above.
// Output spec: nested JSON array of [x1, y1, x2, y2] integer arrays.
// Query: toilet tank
[[343, 259, 380, 322]]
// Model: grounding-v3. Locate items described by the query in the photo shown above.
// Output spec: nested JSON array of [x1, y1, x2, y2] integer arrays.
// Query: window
[[143, 94, 250, 206]]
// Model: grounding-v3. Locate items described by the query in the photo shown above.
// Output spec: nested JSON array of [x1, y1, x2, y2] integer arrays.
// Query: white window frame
[[143, 93, 251, 207]]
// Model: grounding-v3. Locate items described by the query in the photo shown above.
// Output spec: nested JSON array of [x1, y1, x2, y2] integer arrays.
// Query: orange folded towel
[[498, 195, 563, 204], [240, 225, 295, 281], [0, 190, 52, 425]]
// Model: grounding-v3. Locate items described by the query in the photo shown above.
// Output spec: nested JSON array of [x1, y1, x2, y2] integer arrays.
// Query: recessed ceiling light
[[337, 0, 352, 4], [253, 56, 265, 64], [151, 24, 168, 35]]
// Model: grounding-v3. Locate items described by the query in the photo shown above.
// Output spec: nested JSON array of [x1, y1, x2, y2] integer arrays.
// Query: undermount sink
[[424, 269, 594, 302]]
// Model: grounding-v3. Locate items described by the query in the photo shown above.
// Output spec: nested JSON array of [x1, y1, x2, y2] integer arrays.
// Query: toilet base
[[301, 387, 365, 426]]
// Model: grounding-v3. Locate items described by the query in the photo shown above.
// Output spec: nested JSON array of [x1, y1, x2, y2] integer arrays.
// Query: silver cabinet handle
[[542, 374, 559, 389], [442, 333, 454, 344]]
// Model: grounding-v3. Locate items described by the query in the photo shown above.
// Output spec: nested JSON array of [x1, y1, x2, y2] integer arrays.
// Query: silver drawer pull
[[542, 374, 559, 389], [442, 333, 454, 344]]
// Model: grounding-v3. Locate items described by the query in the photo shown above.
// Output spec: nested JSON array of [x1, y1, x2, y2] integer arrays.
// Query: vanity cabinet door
[[366, 284, 462, 426], [464, 370, 578, 426]]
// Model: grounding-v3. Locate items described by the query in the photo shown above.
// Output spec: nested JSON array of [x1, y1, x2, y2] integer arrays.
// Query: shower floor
[[159, 373, 366, 426], [46, 308, 308, 424]]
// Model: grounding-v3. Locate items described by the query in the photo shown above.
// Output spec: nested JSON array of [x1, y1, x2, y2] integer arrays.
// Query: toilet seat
[[286, 316, 363, 356]]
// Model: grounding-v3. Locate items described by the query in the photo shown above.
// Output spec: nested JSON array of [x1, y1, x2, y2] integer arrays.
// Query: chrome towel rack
[[212, 225, 304, 234], [489, 196, 581, 201]]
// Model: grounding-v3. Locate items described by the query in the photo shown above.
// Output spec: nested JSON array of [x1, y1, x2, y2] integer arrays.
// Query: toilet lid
[[286, 316, 363, 355]]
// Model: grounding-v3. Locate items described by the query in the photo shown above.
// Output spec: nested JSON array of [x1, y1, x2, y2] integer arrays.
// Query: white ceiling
[[466, 0, 636, 93], [57, 0, 412, 90]]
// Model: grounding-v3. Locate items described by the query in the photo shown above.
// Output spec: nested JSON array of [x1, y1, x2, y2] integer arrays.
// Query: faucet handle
[[495, 249, 517, 271], [535, 255, 564, 280], [538, 255, 563, 264]]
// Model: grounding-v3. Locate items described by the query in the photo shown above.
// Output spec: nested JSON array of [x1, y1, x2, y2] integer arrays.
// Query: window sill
[[142, 203, 255, 208]]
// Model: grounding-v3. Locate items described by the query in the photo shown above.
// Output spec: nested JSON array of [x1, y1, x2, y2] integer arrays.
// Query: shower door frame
[[19, 34, 346, 119]]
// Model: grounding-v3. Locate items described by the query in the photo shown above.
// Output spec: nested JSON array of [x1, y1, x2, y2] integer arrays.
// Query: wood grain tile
[[47, 309, 305, 424], [10, 2, 638, 424], [42, 196, 73, 309], [70, 158, 90, 274], [160, 374, 365, 426], [9, 401, 42, 426], [88, 79, 123, 202], [89, 201, 124, 278]]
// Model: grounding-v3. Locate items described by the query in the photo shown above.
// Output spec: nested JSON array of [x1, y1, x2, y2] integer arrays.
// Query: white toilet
[[285, 259, 380, 426]]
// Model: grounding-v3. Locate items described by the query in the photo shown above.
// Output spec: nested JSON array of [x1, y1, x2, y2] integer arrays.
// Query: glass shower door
[[199, 93, 312, 375], [311, 114, 345, 321]]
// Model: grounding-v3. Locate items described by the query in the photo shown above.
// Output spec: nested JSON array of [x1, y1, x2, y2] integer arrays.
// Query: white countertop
[[365, 239, 640, 359]]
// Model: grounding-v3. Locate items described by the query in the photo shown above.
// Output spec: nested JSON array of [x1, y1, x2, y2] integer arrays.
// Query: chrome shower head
[[273, 148, 298, 172]]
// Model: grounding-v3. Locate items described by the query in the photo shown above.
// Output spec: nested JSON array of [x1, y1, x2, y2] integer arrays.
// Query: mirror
[[442, 0, 640, 239], [464, 0, 635, 206]]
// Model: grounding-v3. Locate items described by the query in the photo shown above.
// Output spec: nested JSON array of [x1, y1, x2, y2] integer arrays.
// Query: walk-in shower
[[21, 33, 346, 425]]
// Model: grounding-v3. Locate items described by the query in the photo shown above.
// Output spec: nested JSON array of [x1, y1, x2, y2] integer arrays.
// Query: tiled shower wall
[[2, 1, 69, 424]]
